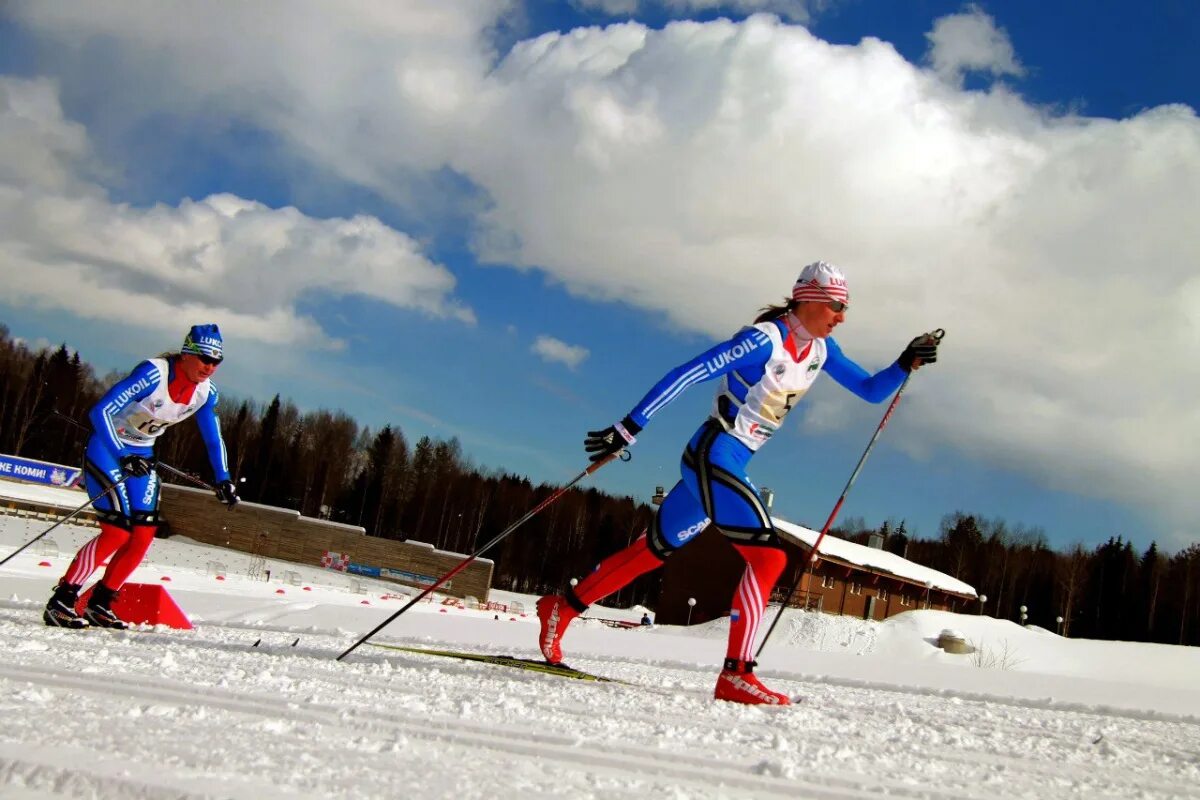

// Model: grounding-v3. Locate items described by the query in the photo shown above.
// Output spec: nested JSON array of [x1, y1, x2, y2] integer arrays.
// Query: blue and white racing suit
[[625, 317, 907, 555], [84, 358, 230, 529]]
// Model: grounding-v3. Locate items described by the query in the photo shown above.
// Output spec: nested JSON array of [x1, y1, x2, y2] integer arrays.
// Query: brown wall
[[657, 527, 742, 625], [656, 525, 971, 624], [792, 564, 936, 619], [158, 485, 493, 600]]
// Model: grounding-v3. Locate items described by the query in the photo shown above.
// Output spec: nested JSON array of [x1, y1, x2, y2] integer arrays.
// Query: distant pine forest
[[3, 323, 1198, 646]]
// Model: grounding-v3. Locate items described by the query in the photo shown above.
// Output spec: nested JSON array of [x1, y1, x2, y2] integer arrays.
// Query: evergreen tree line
[[0, 327, 659, 608], [1, 326, 1197, 640], [832, 514, 1200, 646]]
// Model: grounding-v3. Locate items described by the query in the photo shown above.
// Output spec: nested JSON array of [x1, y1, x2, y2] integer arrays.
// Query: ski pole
[[53, 411, 226, 497], [336, 452, 623, 662], [154, 462, 245, 512], [0, 475, 132, 568], [155, 461, 214, 491], [755, 329, 944, 659]]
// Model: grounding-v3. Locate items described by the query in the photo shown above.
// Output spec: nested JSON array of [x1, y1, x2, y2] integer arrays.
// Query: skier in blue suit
[[44, 324, 239, 629], [536, 262, 939, 704]]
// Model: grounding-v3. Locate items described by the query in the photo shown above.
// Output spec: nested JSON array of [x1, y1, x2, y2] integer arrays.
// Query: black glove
[[584, 416, 642, 463], [214, 479, 239, 508], [119, 454, 155, 478], [898, 333, 940, 373]]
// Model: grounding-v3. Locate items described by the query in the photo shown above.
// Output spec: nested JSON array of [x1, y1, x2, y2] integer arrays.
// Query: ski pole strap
[[613, 420, 637, 446]]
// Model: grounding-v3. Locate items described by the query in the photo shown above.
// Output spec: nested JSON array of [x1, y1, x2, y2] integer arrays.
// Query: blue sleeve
[[822, 337, 908, 403], [627, 326, 773, 428], [195, 385, 231, 483], [88, 361, 162, 455]]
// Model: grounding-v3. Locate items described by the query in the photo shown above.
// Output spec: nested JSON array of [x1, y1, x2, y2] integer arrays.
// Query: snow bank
[[4, 514, 1200, 799]]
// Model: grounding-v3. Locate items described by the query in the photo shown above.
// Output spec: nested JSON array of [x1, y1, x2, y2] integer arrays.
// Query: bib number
[[137, 419, 170, 435], [763, 390, 804, 423]]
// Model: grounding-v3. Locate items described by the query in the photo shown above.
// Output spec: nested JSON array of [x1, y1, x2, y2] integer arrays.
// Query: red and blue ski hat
[[792, 261, 849, 305], [182, 324, 224, 361]]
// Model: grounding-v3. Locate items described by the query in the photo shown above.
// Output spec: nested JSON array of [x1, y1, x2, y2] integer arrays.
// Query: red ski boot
[[714, 659, 791, 706], [536, 594, 583, 664]]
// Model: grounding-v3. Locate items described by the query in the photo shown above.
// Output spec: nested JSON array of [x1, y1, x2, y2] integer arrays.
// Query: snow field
[[2, 515, 1200, 799]]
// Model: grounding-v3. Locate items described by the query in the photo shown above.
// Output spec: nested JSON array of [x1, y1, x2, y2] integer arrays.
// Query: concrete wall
[[156, 484, 493, 600], [0, 480, 494, 599], [0, 497, 97, 525]]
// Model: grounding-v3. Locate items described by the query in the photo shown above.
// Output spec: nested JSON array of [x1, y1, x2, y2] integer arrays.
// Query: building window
[[821, 574, 835, 589], [849, 581, 862, 595], [878, 587, 889, 602], [900, 593, 912, 607]]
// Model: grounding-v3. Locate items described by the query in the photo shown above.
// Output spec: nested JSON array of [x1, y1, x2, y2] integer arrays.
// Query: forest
[[3, 325, 1198, 645]]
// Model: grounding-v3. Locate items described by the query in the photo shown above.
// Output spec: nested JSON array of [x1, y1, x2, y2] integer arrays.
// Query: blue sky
[[1, 1, 1196, 553]]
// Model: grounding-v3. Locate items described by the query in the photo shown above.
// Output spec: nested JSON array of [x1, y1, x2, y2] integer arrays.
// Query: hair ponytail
[[753, 298, 797, 324]]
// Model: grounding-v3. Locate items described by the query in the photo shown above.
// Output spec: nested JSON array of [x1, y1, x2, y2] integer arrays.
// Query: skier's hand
[[119, 454, 155, 478], [214, 479, 239, 509], [898, 332, 940, 372], [584, 416, 641, 463]]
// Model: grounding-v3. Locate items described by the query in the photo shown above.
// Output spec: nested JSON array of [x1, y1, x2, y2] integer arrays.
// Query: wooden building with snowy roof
[[655, 516, 978, 626]]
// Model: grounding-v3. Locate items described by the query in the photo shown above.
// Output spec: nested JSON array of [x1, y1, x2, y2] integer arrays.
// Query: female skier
[[43, 324, 238, 629], [536, 262, 939, 704]]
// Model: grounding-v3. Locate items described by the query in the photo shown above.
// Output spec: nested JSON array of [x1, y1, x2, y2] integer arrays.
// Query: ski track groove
[[784, 669, 1200, 725], [0, 741, 328, 800], [804, 677, 1200, 754], [281, 652, 1200, 798], [1, 664, 1188, 800], [4, 612, 1200, 799], [1, 663, 961, 800], [1, 752, 211, 800], [263, 641, 1200, 798], [339, 642, 1200, 779]]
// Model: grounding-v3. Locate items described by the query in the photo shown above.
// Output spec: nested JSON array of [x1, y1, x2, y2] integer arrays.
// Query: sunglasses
[[815, 284, 849, 313], [197, 354, 223, 366]]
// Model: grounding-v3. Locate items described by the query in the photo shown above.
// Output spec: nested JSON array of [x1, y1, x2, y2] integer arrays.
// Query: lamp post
[[1019, 604, 1028, 626], [686, 597, 696, 626], [760, 487, 775, 509], [978, 594, 988, 616], [1056, 615, 1064, 635], [924, 580, 933, 609]]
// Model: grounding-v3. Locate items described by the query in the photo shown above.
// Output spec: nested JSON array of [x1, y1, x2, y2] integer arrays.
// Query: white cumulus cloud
[[7, 5, 1200, 536], [532, 335, 590, 369], [0, 76, 473, 349], [575, 0, 816, 24], [925, 4, 1024, 84]]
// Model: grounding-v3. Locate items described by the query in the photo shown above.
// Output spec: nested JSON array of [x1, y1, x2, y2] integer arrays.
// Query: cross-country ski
[[368, 642, 627, 684]]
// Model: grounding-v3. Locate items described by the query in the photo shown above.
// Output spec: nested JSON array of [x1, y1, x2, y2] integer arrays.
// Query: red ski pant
[[63, 522, 156, 591], [726, 544, 788, 661]]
